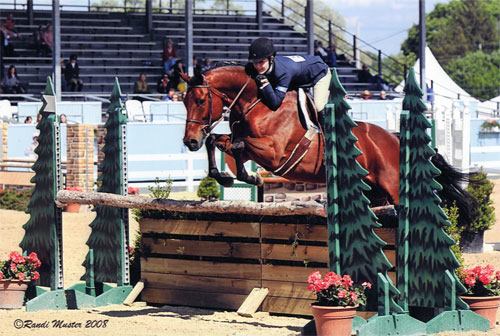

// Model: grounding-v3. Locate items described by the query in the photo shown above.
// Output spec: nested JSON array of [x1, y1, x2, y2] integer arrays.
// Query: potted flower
[[459, 265, 500, 328], [0, 251, 41, 309], [65, 186, 83, 212], [307, 271, 371, 336]]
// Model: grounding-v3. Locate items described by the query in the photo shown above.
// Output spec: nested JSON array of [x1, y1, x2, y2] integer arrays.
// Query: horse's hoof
[[255, 174, 264, 187], [218, 175, 234, 187]]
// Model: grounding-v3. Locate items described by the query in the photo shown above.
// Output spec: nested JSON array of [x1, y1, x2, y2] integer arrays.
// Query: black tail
[[431, 153, 480, 227]]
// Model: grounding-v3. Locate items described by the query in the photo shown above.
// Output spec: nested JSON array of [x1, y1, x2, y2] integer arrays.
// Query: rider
[[246, 37, 331, 113]]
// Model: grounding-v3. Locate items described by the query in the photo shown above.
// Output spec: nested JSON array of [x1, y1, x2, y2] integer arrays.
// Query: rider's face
[[252, 58, 270, 74]]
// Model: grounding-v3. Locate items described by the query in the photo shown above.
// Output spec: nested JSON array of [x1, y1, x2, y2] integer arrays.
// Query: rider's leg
[[313, 69, 332, 112]]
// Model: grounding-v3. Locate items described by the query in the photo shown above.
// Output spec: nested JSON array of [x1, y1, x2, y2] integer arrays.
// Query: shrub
[[148, 178, 172, 199], [466, 170, 495, 233], [0, 189, 32, 211], [443, 204, 464, 268], [197, 176, 220, 201]]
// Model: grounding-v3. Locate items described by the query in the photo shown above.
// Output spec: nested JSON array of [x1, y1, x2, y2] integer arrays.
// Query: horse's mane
[[188, 61, 244, 86]]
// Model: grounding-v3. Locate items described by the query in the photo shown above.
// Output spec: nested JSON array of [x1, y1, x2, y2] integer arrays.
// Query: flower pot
[[461, 295, 500, 329], [0, 280, 29, 309], [311, 304, 357, 336], [65, 203, 80, 213]]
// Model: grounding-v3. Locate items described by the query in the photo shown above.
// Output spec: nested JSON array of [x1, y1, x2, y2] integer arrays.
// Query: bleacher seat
[[0, 100, 17, 120], [125, 100, 146, 122]]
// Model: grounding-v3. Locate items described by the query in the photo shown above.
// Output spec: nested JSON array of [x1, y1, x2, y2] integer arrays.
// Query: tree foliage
[[400, 0, 499, 100], [466, 170, 496, 233], [446, 50, 500, 101]]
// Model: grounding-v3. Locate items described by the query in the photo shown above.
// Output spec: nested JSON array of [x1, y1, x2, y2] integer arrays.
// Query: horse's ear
[[180, 72, 191, 83]]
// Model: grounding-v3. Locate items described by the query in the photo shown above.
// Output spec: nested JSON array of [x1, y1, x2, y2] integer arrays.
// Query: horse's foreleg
[[232, 138, 263, 186], [206, 134, 234, 187]]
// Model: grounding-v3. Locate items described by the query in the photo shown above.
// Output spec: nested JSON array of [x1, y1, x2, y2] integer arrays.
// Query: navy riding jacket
[[259, 55, 329, 111]]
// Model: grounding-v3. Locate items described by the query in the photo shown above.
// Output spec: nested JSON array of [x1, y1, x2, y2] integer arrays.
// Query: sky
[[7, 0, 450, 56], [328, 0, 450, 55]]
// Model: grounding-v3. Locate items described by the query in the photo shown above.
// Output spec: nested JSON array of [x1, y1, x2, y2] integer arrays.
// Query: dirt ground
[[1, 184, 500, 336]]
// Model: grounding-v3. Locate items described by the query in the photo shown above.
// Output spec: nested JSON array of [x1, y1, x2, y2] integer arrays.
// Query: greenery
[[129, 230, 142, 286], [400, 0, 500, 100], [148, 178, 172, 199], [197, 176, 220, 200], [466, 170, 496, 233], [481, 119, 500, 131], [443, 204, 464, 269], [382, 52, 417, 85], [0, 189, 31, 212], [446, 51, 500, 101]]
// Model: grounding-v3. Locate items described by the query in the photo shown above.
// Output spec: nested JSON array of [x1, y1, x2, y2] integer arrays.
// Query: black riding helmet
[[248, 37, 276, 60]]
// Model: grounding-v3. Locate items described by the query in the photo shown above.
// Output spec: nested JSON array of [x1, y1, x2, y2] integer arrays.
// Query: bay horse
[[182, 64, 476, 226]]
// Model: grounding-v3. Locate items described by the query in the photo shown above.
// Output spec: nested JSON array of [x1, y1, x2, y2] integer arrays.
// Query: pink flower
[[464, 276, 476, 287], [307, 271, 322, 284], [32, 271, 40, 281], [350, 292, 358, 302], [17, 272, 25, 281], [338, 290, 347, 299], [495, 271, 500, 280], [342, 275, 353, 287], [9, 251, 24, 264], [0, 271, 4, 280], [10, 263, 17, 272], [479, 274, 491, 286], [362, 282, 372, 289]]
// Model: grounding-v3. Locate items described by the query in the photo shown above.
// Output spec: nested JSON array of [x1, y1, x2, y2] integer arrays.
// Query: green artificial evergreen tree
[[328, 70, 402, 312], [20, 77, 62, 288], [403, 69, 467, 309], [81, 79, 128, 286]]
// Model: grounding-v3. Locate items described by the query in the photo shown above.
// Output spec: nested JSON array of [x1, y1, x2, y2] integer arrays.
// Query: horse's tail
[[431, 153, 480, 227]]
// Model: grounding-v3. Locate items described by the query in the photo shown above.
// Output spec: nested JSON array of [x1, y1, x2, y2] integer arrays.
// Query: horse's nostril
[[190, 139, 198, 146]]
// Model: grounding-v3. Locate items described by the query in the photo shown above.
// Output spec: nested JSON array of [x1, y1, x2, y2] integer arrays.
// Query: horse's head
[[183, 65, 248, 151], [182, 73, 226, 151]]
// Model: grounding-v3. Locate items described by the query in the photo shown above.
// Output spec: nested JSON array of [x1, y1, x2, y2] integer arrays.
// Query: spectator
[[59, 114, 67, 123], [36, 113, 42, 123], [164, 88, 175, 101], [2, 65, 26, 94], [357, 64, 373, 84], [24, 116, 33, 124], [42, 23, 53, 52], [1, 14, 18, 57], [133, 73, 150, 101], [325, 44, 337, 67], [379, 90, 387, 100], [314, 40, 328, 62], [33, 24, 51, 56], [157, 73, 172, 95], [361, 90, 372, 100], [170, 60, 186, 92], [193, 57, 204, 78], [64, 54, 83, 91], [4, 14, 17, 33], [162, 38, 177, 75], [24, 135, 38, 158]]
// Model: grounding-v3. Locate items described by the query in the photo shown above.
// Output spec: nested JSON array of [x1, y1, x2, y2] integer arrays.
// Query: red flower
[[307, 271, 322, 284], [495, 271, 500, 280], [9, 251, 24, 264], [342, 275, 353, 287], [0, 271, 4, 280], [10, 263, 17, 272], [479, 274, 491, 286], [338, 290, 347, 299], [17, 272, 25, 281], [464, 276, 476, 287], [32, 271, 40, 281], [350, 292, 358, 302]]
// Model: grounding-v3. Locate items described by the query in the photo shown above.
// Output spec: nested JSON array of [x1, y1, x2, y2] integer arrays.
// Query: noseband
[[186, 78, 250, 135]]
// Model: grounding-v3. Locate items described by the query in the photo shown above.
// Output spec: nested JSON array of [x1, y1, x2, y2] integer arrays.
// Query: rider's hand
[[255, 75, 269, 89]]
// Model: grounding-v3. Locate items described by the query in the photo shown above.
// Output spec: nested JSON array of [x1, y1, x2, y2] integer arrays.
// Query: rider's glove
[[255, 75, 269, 89]]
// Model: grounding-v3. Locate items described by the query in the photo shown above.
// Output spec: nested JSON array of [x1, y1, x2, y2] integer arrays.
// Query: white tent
[[395, 46, 478, 104]]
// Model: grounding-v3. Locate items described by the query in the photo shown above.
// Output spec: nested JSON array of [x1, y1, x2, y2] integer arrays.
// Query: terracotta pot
[[311, 304, 357, 336], [461, 295, 500, 329], [65, 203, 80, 213], [0, 280, 29, 309]]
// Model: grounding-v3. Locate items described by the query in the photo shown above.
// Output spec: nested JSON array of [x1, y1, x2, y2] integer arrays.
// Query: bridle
[[186, 77, 252, 136]]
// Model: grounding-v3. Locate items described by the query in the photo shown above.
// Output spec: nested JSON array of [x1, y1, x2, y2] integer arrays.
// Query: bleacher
[[1, 9, 370, 97]]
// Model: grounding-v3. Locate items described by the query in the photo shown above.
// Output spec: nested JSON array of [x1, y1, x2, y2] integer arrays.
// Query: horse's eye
[[196, 99, 205, 106]]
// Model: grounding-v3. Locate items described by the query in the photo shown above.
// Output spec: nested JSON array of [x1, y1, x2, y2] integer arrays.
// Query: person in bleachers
[[133, 73, 150, 102], [42, 23, 53, 53], [357, 64, 373, 84], [164, 88, 176, 101], [24, 116, 33, 124], [170, 60, 186, 92], [64, 54, 83, 92], [0, 17, 18, 57], [357, 63, 390, 91], [157, 73, 173, 96], [2, 65, 26, 94], [314, 40, 328, 63], [361, 90, 372, 100], [33, 24, 51, 56], [162, 38, 177, 75]]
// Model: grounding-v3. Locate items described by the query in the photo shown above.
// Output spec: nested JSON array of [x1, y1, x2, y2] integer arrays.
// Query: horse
[[182, 64, 477, 226]]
